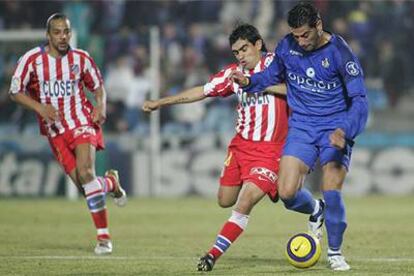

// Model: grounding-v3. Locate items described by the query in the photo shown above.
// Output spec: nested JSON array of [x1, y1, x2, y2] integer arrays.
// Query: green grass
[[0, 196, 413, 275]]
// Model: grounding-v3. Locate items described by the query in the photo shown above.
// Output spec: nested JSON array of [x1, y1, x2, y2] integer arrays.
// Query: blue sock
[[323, 190, 347, 252], [282, 187, 316, 214]]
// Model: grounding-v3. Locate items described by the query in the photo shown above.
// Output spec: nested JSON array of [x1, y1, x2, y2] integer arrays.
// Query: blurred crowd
[[0, 0, 413, 136]]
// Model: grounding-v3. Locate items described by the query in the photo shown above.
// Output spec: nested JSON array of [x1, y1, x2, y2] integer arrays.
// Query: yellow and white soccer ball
[[285, 233, 321, 268]]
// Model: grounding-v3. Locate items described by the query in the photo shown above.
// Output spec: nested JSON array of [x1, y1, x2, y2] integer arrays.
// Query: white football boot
[[308, 199, 325, 241], [105, 169, 127, 207], [328, 255, 351, 271], [94, 239, 113, 255]]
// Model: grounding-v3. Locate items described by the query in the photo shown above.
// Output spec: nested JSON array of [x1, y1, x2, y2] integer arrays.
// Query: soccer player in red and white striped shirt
[[143, 24, 322, 271], [9, 13, 127, 255]]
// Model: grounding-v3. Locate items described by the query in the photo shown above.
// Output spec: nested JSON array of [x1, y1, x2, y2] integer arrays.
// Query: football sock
[[208, 210, 249, 260], [84, 179, 110, 241], [282, 187, 316, 214], [327, 248, 342, 256], [97, 176, 115, 194], [323, 190, 347, 252]]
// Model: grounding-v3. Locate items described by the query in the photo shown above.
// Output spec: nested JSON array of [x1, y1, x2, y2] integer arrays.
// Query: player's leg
[[75, 143, 113, 254], [319, 134, 353, 271], [198, 144, 244, 271], [321, 161, 350, 271], [198, 182, 265, 272], [216, 147, 241, 208], [278, 155, 324, 239], [278, 156, 308, 199], [217, 186, 241, 208], [197, 184, 242, 272], [198, 144, 277, 272], [48, 135, 85, 195]]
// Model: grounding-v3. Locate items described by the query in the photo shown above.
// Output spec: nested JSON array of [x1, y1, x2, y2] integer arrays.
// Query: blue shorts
[[283, 114, 353, 171]]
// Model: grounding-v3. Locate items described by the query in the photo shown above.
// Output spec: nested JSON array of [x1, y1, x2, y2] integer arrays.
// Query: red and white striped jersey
[[9, 46, 103, 137], [203, 53, 288, 143]]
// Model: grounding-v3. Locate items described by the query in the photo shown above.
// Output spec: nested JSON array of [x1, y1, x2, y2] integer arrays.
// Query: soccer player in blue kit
[[231, 3, 368, 271]]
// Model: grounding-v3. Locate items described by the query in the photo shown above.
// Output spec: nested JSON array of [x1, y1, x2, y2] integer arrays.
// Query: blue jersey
[[247, 33, 368, 139]]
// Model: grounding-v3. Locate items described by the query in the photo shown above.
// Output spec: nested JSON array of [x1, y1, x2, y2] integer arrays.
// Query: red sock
[[98, 176, 115, 194], [208, 211, 249, 260]]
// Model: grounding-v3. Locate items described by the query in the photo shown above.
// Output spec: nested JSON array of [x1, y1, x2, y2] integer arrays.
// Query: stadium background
[[0, 0, 413, 198]]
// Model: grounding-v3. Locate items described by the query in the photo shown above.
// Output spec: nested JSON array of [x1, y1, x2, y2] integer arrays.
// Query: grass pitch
[[0, 196, 413, 275]]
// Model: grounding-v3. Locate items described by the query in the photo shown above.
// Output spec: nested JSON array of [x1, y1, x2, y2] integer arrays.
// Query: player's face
[[47, 19, 72, 55], [291, 20, 322, 51], [231, 38, 262, 70]]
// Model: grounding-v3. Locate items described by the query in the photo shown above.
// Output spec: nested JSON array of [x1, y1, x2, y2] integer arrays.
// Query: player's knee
[[217, 196, 236, 208], [217, 190, 237, 208], [77, 166, 95, 184], [278, 185, 297, 201]]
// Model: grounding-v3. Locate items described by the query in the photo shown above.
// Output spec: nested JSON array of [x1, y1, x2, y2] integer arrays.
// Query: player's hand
[[229, 70, 249, 87], [142, 100, 160, 112], [330, 128, 346, 149], [39, 104, 60, 124], [92, 104, 106, 125]]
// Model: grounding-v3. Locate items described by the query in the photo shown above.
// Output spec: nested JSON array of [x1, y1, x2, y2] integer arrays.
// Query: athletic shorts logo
[[250, 167, 278, 183], [73, 126, 96, 138], [345, 61, 360, 76]]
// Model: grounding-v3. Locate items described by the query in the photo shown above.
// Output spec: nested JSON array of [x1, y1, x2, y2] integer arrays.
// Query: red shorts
[[47, 125, 105, 174], [220, 135, 283, 199]]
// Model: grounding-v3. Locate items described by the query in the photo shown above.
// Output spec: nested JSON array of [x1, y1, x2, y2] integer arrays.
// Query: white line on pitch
[[356, 258, 414, 262], [2, 256, 414, 262], [2, 256, 194, 260]]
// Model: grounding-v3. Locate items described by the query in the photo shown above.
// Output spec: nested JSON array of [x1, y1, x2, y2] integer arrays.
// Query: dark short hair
[[46, 13, 69, 33], [229, 23, 268, 52], [287, 2, 321, 28]]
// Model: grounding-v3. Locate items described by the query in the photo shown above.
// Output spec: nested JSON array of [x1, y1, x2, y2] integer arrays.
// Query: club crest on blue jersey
[[322, 58, 330, 68], [345, 61, 360, 76]]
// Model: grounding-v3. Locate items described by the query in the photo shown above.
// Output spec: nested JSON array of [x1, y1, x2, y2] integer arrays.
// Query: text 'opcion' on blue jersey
[[246, 33, 368, 140]]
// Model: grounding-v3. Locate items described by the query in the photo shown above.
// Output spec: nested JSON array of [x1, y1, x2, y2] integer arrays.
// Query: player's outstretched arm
[[10, 93, 59, 124], [142, 85, 206, 113], [230, 54, 285, 93], [264, 84, 287, 95]]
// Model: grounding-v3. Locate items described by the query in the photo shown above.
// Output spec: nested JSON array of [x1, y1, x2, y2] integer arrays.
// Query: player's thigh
[[283, 122, 319, 171], [48, 135, 77, 175], [278, 156, 310, 199], [321, 161, 347, 191], [74, 143, 97, 181], [217, 186, 242, 208], [234, 182, 266, 215], [218, 147, 242, 207]]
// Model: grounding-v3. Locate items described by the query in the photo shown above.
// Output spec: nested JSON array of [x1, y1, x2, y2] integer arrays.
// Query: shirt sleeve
[[335, 38, 366, 97], [203, 66, 237, 98], [83, 54, 103, 92], [245, 42, 286, 93], [335, 37, 369, 139], [340, 95, 369, 139], [9, 54, 34, 95]]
